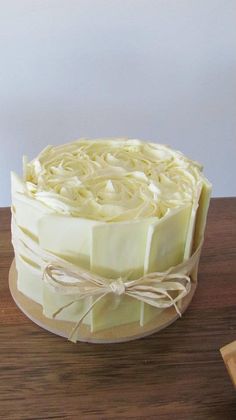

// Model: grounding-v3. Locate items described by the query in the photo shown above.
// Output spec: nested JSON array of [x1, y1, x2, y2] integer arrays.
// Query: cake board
[[9, 259, 197, 344]]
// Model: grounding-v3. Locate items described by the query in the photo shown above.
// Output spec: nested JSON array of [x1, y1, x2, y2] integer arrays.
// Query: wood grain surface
[[0, 198, 236, 420]]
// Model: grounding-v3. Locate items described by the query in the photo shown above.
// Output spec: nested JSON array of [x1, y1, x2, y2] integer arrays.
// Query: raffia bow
[[43, 240, 202, 343]]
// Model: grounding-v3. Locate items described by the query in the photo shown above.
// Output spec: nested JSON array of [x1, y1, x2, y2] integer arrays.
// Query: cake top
[[22, 138, 204, 222]]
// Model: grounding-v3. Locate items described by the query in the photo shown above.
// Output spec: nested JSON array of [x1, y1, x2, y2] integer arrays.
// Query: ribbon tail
[[52, 300, 77, 318], [68, 292, 108, 343], [164, 291, 182, 316]]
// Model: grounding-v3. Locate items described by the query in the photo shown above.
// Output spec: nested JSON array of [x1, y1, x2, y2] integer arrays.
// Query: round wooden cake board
[[9, 259, 197, 344]]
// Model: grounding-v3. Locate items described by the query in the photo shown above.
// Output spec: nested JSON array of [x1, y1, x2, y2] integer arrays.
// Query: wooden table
[[1, 198, 236, 419]]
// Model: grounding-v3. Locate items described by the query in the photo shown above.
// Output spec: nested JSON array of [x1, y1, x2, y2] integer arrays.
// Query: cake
[[11, 138, 211, 342]]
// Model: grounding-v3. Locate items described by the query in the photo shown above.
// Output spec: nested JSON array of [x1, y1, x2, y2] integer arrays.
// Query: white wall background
[[0, 0, 236, 206]]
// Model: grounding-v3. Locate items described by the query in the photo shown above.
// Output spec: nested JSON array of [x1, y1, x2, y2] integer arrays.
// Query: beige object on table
[[220, 341, 236, 388]]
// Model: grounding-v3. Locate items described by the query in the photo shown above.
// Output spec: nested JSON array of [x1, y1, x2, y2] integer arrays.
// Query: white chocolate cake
[[11, 138, 211, 339]]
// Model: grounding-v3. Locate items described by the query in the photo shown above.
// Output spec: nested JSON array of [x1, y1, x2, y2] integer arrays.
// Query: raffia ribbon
[[11, 212, 203, 343], [43, 240, 202, 343]]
